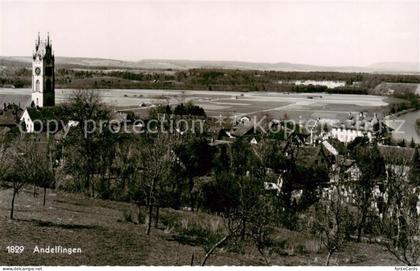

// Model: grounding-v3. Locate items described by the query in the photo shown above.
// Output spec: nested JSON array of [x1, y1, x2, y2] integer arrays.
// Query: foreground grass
[[0, 187, 399, 266]]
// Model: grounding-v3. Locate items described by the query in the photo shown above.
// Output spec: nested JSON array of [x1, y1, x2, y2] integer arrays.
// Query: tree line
[[3, 67, 420, 96]]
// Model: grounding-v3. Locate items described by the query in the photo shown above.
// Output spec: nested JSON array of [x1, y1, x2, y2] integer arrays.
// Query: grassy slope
[[0, 187, 399, 266]]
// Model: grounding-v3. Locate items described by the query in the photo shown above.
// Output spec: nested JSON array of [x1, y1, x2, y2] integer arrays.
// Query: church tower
[[32, 33, 55, 107]]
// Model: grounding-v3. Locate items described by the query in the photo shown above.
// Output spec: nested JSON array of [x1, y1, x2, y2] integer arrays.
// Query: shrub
[[119, 209, 133, 223], [160, 212, 181, 230]]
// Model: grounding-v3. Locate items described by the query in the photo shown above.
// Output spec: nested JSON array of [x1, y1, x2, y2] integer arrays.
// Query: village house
[[265, 139, 333, 202], [20, 107, 63, 133], [229, 119, 269, 139], [324, 145, 419, 214], [330, 112, 385, 143]]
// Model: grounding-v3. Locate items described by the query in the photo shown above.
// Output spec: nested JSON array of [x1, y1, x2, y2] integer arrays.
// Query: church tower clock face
[[35, 67, 41, 75]]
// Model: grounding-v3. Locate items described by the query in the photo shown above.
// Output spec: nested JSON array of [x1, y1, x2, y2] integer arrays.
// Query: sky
[[0, 0, 419, 66]]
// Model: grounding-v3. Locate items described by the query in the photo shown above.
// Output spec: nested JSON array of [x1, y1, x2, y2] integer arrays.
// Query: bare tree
[[0, 138, 9, 182], [248, 195, 274, 265], [201, 215, 242, 266], [350, 142, 385, 242], [200, 192, 274, 266], [376, 160, 419, 266], [35, 140, 55, 206], [114, 139, 141, 196], [201, 139, 274, 266], [64, 89, 111, 197], [3, 138, 41, 219], [312, 178, 353, 266], [139, 133, 175, 235]]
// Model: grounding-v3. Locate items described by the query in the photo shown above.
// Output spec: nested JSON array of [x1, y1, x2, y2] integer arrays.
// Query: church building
[[21, 33, 57, 132], [31, 33, 55, 108]]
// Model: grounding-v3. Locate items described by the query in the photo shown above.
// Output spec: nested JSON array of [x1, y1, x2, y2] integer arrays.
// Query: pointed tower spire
[[47, 32, 50, 45], [36, 32, 40, 50]]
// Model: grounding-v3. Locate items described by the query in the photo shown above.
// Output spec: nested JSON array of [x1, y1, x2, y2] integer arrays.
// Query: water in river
[[279, 80, 346, 89], [387, 110, 420, 144]]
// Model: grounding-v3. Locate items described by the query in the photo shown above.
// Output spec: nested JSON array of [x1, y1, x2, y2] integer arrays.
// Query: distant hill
[[367, 62, 420, 74], [1, 56, 419, 74]]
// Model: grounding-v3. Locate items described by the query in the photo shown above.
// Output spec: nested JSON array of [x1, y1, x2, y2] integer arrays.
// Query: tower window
[[46, 79, 52, 92], [36, 80, 40, 92]]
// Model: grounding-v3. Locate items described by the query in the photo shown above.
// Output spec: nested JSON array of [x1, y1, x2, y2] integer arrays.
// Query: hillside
[[1, 56, 419, 74], [0, 187, 400, 266]]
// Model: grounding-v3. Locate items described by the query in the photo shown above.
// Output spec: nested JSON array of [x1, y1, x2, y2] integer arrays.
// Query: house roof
[[295, 146, 327, 167], [26, 107, 58, 121], [209, 139, 233, 146], [230, 123, 255, 137], [25, 107, 70, 123], [332, 112, 381, 132], [322, 140, 339, 156]]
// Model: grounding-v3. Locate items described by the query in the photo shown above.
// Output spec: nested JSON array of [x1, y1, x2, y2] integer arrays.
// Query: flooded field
[[1, 88, 389, 122], [279, 80, 346, 89], [3, 87, 419, 142]]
